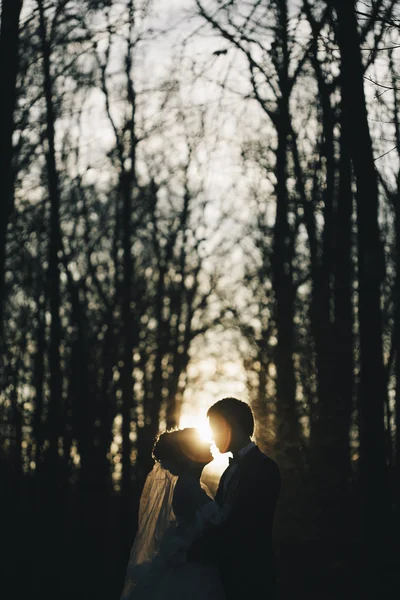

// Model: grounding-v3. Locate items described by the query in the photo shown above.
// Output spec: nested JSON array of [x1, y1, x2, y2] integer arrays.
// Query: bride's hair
[[152, 428, 208, 470]]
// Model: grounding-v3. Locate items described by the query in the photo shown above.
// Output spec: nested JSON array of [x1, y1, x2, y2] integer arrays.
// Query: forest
[[0, 1, 399, 598]]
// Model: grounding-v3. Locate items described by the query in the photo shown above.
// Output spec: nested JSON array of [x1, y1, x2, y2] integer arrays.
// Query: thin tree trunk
[[272, 4, 303, 464], [166, 286, 196, 429], [393, 167, 400, 502], [322, 88, 356, 542], [299, 6, 351, 495], [121, 172, 135, 492], [332, 93, 354, 496], [152, 258, 166, 433], [33, 293, 46, 470], [252, 353, 275, 455], [306, 33, 337, 468], [38, 0, 63, 470], [395, 253, 400, 499], [37, 6, 65, 591], [120, 2, 138, 523], [98, 305, 117, 481], [0, 0, 23, 337], [388, 47, 400, 519], [165, 188, 190, 429]]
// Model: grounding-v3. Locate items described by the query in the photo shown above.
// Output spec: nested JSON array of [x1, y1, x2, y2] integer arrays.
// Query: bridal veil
[[121, 462, 178, 599]]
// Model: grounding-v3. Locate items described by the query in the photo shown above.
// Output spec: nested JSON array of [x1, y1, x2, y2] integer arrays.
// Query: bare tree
[[331, 0, 390, 555], [195, 0, 309, 465], [0, 0, 23, 337]]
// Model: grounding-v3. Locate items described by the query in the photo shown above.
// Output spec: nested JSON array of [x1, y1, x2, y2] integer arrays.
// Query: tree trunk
[[121, 172, 135, 491], [251, 353, 275, 456], [333, 0, 389, 557], [332, 94, 354, 497], [305, 35, 337, 474], [322, 88, 356, 541], [391, 181, 400, 509], [0, 0, 23, 337], [388, 46, 400, 526], [38, 0, 63, 471], [33, 293, 46, 470], [120, 3, 138, 535], [395, 233, 400, 502], [271, 4, 303, 465], [135, 264, 167, 477], [98, 306, 117, 481], [37, 5, 64, 591]]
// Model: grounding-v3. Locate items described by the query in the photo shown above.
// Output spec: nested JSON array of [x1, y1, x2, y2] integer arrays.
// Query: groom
[[188, 397, 281, 600]]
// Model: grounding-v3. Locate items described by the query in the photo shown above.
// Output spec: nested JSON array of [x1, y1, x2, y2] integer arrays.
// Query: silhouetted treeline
[[0, 1, 399, 599]]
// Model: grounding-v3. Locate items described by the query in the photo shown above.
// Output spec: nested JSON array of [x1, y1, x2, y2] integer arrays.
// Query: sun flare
[[179, 415, 213, 443], [178, 414, 230, 469]]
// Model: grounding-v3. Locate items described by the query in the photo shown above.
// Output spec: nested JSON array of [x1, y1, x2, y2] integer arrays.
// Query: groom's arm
[[188, 459, 281, 563]]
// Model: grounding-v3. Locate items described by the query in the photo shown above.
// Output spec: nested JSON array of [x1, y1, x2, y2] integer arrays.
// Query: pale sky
[[18, 0, 400, 454]]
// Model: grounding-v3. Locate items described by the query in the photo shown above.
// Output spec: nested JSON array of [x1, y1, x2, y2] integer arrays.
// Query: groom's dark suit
[[189, 445, 281, 600]]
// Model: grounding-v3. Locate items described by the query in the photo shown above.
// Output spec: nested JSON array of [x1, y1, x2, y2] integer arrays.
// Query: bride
[[120, 428, 226, 600]]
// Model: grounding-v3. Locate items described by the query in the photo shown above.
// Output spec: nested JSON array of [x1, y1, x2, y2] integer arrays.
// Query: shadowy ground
[[2, 470, 399, 600]]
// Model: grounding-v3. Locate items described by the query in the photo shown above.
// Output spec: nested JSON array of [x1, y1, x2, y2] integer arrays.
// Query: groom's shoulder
[[251, 447, 280, 477]]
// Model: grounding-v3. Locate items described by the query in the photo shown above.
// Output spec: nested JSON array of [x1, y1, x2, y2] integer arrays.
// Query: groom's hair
[[207, 397, 254, 437]]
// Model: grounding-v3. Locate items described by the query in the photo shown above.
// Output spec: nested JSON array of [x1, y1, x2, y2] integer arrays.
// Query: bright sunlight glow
[[179, 415, 213, 442], [179, 413, 230, 483]]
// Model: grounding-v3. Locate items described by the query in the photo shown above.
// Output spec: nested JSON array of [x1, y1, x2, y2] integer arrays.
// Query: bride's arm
[[151, 476, 215, 567], [173, 475, 211, 525]]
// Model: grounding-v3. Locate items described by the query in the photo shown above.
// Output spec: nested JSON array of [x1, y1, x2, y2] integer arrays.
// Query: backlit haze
[[178, 355, 249, 487]]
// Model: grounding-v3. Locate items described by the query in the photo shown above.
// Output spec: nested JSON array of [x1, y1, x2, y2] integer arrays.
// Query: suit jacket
[[189, 446, 281, 600]]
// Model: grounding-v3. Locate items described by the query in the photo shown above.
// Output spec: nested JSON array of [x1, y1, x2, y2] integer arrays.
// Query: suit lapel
[[218, 446, 260, 504]]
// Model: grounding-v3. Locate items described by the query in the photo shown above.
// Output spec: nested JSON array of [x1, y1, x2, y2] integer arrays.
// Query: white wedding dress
[[121, 463, 225, 600]]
